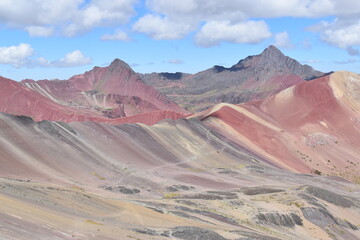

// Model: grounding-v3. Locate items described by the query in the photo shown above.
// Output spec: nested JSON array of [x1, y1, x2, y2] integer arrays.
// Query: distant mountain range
[[141, 45, 326, 112], [0, 45, 326, 123]]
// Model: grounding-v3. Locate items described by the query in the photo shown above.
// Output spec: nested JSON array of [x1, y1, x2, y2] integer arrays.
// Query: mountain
[[0, 47, 322, 123], [0, 108, 359, 240], [141, 45, 325, 112], [0, 59, 188, 124], [197, 71, 360, 183], [66, 59, 187, 115], [1, 48, 360, 240]]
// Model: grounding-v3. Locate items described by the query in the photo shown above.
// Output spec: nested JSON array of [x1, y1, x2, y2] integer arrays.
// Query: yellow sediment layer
[[329, 71, 360, 113]]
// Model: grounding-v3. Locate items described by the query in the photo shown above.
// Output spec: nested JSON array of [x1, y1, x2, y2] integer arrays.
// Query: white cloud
[[305, 1, 360, 55], [134, 0, 360, 51], [53, 50, 92, 67], [2, 0, 360, 54], [0, 43, 34, 67], [319, 20, 360, 49], [147, 0, 246, 22], [63, 0, 138, 36], [0, 44, 91, 68], [27, 52, 92, 68], [274, 32, 293, 49], [309, 18, 360, 55], [0, 0, 137, 37], [135, 0, 343, 44], [36, 57, 51, 67], [133, 14, 194, 40], [101, 29, 130, 41], [25, 26, 54, 37], [146, 0, 360, 19], [0, 0, 82, 25], [167, 59, 184, 64], [195, 20, 271, 47]]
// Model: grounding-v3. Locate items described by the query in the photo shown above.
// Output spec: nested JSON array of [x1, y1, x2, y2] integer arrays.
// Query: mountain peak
[[234, 45, 285, 67], [260, 45, 285, 58], [263, 44, 281, 52], [109, 58, 133, 72]]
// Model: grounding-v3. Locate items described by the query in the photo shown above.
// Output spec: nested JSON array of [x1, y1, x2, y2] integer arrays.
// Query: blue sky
[[0, 0, 360, 81]]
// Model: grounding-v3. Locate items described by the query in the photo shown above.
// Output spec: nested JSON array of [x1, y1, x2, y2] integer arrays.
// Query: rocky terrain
[[0, 112, 359, 240], [141, 45, 325, 112], [0, 47, 359, 240]]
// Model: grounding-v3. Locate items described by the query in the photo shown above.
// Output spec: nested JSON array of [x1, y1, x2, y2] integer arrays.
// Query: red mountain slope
[[66, 59, 187, 114], [0, 59, 188, 124], [198, 71, 360, 182]]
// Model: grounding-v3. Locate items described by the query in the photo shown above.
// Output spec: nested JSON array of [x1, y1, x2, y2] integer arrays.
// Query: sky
[[1, 0, 360, 81]]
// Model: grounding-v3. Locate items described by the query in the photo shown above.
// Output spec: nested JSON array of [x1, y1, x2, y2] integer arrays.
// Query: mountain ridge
[[141, 45, 326, 112], [0, 59, 188, 124]]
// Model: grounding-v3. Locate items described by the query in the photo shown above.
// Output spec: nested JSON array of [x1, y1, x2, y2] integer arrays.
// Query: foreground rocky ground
[[0, 113, 359, 240]]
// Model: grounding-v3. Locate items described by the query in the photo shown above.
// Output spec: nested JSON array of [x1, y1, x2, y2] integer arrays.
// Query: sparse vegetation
[[312, 169, 322, 175], [91, 172, 106, 180], [163, 193, 180, 199], [84, 219, 103, 225], [290, 201, 304, 208]]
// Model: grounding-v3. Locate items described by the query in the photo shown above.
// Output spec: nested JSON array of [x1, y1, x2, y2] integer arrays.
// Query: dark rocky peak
[[213, 65, 226, 73], [261, 45, 285, 58], [257, 46, 324, 77], [234, 45, 286, 68], [108, 58, 134, 73], [231, 45, 323, 79]]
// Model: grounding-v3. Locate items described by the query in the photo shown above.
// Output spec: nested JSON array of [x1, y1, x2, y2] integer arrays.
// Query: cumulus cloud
[[305, 1, 360, 55], [274, 32, 293, 49], [318, 20, 360, 49], [0, 0, 82, 26], [2, 0, 360, 53], [134, 0, 342, 45], [195, 20, 271, 47], [0, 0, 137, 36], [0, 44, 91, 68], [309, 19, 360, 56], [25, 26, 54, 37], [101, 30, 131, 41], [134, 0, 360, 51], [145, 0, 338, 20], [0, 43, 34, 67], [63, 0, 138, 36], [133, 15, 194, 40], [52, 50, 92, 67]]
